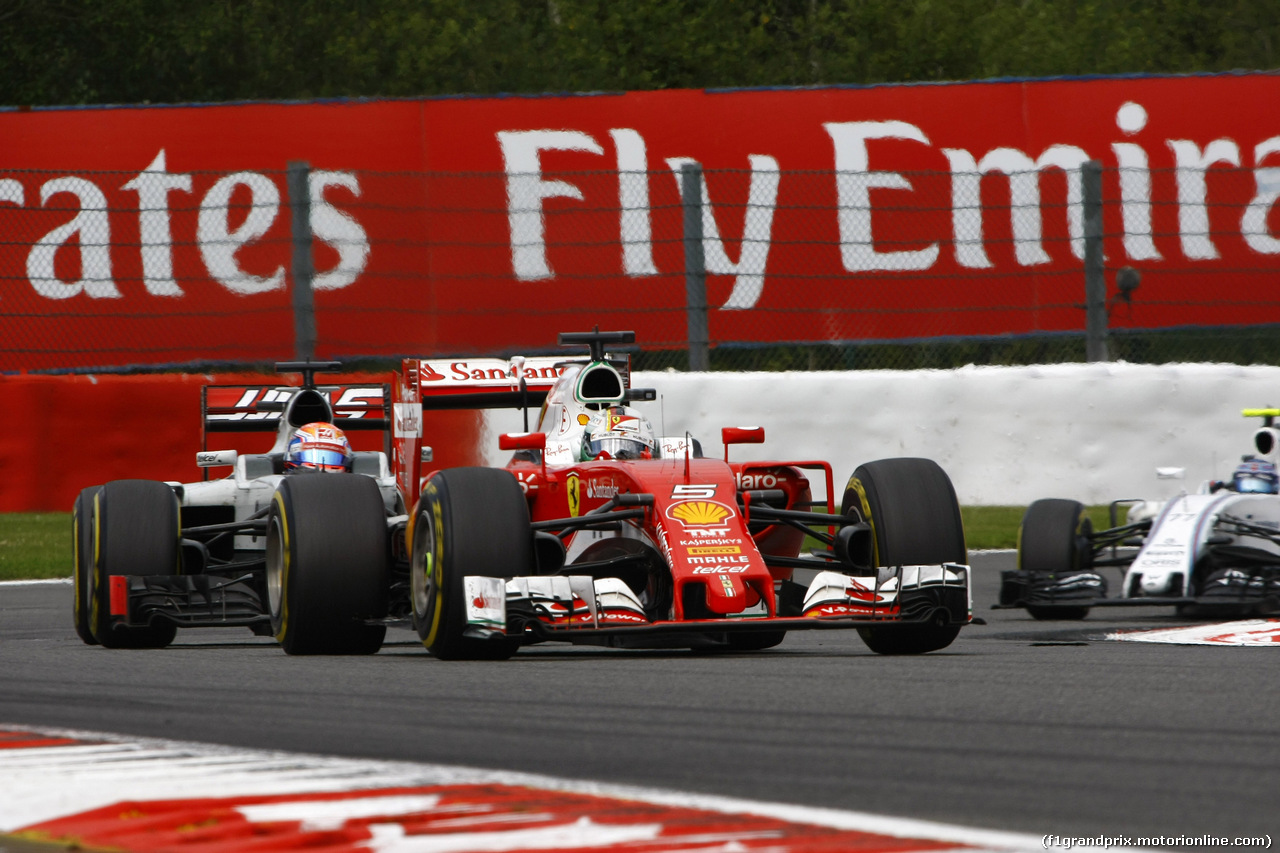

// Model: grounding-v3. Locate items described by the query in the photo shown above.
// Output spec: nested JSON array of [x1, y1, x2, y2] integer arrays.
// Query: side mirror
[[499, 432, 547, 452], [721, 426, 765, 461], [722, 426, 765, 445], [196, 450, 237, 468]]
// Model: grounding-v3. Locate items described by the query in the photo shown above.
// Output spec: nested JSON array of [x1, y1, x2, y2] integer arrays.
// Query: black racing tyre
[[88, 480, 180, 649], [1018, 498, 1092, 621], [841, 458, 967, 655], [841, 458, 967, 568], [411, 467, 532, 661], [72, 485, 102, 645], [267, 474, 390, 655], [857, 616, 962, 656]]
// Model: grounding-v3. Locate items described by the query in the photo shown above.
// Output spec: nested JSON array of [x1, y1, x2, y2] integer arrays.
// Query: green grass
[[963, 504, 1119, 550], [0, 505, 1119, 581], [960, 506, 1026, 550], [0, 512, 72, 581]]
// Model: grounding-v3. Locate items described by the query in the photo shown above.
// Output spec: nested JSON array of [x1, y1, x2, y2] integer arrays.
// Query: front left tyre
[[841, 457, 968, 655], [410, 467, 532, 661], [87, 480, 180, 649], [267, 474, 390, 655]]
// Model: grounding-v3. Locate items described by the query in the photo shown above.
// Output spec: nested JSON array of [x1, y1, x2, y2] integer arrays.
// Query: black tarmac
[[0, 554, 1275, 846]]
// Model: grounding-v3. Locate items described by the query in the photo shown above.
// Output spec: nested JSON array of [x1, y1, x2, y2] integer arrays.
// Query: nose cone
[[702, 571, 749, 615]]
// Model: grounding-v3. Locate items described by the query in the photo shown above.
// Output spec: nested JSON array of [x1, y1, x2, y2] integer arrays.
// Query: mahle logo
[[665, 500, 735, 536]]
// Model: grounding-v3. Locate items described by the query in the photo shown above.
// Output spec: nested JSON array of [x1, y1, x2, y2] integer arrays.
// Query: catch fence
[[2, 159, 1279, 373]]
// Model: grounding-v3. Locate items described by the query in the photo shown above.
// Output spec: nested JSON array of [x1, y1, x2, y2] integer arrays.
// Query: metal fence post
[[287, 161, 317, 362], [681, 163, 709, 372], [1083, 159, 1108, 362]]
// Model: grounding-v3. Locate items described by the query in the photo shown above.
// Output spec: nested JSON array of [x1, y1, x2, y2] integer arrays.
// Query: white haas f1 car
[[396, 330, 975, 658], [73, 362, 407, 653], [998, 408, 1280, 620]]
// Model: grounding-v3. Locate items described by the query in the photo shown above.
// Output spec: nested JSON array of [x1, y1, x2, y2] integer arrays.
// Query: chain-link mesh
[[3, 163, 1278, 373]]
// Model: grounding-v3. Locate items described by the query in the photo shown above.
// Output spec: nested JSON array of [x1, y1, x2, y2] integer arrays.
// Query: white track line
[[1108, 619, 1280, 645], [0, 724, 1157, 852]]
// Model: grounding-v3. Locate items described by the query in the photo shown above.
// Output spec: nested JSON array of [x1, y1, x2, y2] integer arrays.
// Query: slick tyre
[[841, 458, 967, 568], [72, 485, 102, 645], [841, 458, 967, 655], [1019, 498, 1092, 621], [267, 475, 389, 655], [855, 614, 961, 656], [87, 480, 180, 649], [411, 467, 532, 661]]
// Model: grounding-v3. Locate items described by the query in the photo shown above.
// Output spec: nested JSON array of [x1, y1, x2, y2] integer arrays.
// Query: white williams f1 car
[[997, 408, 1280, 619]]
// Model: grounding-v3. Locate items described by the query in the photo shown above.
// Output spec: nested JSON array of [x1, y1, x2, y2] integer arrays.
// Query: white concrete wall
[[483, 363, 1280, 506]]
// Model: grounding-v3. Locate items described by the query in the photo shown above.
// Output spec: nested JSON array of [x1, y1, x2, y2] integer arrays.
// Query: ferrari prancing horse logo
[[567, 473, 581, 517]]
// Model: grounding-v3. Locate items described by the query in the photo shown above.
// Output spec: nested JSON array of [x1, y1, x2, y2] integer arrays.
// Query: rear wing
[[412, 356, 576, 411], [202, 383, 391, 450], [392, 356, 574, 501]]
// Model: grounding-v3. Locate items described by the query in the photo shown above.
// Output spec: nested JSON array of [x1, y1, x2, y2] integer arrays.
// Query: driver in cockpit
[[580, 406, 657, 461], [1211, 456, 1280, 494], [284, 422, 354, 473]]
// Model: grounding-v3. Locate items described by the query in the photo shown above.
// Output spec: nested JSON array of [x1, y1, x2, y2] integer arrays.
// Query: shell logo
[[666, 500, 735, 528]]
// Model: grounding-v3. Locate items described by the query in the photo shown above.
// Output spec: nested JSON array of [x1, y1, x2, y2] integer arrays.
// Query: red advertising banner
[[0, 372, 483, 512], [2, 73, 1279, 371]]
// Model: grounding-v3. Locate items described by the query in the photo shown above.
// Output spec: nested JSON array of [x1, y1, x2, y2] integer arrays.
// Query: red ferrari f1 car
[[396, 330, 975, 658]]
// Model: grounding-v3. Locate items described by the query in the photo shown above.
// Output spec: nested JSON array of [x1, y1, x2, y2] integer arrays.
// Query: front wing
[[994, 568, 1280, 613], [462, 564, 972, 644], [103, 574, 270, 630]]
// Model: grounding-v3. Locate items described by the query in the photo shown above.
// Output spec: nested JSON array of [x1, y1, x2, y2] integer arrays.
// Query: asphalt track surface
[[1, 552, 1276, 847]]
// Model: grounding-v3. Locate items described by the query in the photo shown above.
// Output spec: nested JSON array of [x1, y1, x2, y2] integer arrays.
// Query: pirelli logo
[[687, 545, 742, 556]]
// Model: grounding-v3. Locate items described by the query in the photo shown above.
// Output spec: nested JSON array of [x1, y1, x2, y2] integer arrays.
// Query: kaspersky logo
[[665, 500, 735, 536]]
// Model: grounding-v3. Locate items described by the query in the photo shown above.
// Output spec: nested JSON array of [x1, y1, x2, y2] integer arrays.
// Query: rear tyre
[[88, 480, 180, 649], [72, 485, 102, 645], [411, 468, 531, 661], [267, 475, 389, 655], [1019, 498, 1093, 621], [841, 458, 967, 655]]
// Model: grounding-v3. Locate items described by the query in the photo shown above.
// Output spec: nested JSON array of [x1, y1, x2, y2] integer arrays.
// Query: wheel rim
[[266, 514, 285, 619], [86, 549, 98, 619], [87, 509, 100, 624], [410, 510, 437, 625], [75, 513, 86, 602]]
